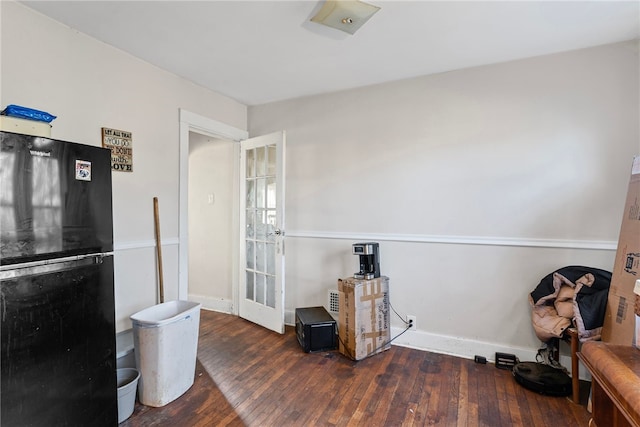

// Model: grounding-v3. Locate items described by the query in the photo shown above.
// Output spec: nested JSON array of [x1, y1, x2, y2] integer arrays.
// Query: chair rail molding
[[285, 230, 617, 251]]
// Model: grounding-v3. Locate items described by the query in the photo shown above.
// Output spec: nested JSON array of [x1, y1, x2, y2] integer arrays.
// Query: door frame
[[178, 109, 248, 314]]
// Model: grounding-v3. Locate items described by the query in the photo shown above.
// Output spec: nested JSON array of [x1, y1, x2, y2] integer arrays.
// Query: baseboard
[[188, 294, 233, 314], [390, 326, 591, 381]]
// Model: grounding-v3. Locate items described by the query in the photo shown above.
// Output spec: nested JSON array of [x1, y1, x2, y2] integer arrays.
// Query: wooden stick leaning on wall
[[153, 197, 165, 304]]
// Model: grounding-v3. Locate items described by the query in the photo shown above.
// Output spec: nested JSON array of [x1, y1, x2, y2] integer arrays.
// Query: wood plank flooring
[[121, 309, 592, 426]]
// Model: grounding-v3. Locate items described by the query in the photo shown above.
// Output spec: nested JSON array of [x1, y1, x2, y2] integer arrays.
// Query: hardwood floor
[[121, 309, 592, 426]]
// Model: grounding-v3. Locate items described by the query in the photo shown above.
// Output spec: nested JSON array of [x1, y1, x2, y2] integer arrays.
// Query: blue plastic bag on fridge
[[1, 104, 56, 123]]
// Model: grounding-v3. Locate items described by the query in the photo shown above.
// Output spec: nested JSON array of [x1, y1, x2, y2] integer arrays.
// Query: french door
[[239, 131, 285, 334]]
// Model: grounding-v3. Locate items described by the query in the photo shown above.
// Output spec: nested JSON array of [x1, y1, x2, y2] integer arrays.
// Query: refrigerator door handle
[[0, 253, 111, 280]]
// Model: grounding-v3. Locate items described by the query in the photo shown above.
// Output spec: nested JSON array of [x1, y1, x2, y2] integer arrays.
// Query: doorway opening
[[178, 109, 247, 315], [187, 133, 235, 312]]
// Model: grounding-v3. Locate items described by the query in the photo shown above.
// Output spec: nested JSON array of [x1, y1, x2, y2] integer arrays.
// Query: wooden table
[[579, 342, 640, 427]]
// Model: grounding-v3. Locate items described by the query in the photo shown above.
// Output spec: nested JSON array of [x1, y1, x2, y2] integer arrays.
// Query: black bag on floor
[[512, 362, 572, 396]]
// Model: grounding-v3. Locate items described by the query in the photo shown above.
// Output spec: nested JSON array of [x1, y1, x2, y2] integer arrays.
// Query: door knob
[[270, 228, 283, 236]]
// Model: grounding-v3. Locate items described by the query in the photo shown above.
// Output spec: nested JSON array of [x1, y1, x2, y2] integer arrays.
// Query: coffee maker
[[352, 242, 380, 280]]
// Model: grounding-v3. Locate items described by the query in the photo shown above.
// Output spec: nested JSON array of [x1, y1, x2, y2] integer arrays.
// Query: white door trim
[[178, 109, 248, 313]]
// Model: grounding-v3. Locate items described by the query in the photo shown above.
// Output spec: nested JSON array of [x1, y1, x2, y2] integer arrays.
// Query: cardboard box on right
[[338, 276, 390, 361], [634, 280, 640, 349], [602, 156, 640, 345]]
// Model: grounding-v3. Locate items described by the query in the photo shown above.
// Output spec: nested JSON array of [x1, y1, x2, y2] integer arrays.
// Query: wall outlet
[[407, 315, 416, 330]]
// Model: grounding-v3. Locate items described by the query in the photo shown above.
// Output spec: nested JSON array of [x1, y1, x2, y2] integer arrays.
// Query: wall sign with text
[[101, 127, 133, 172]]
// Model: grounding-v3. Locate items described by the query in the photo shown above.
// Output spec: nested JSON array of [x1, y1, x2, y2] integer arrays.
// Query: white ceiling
[[21, 1, 640, 106]]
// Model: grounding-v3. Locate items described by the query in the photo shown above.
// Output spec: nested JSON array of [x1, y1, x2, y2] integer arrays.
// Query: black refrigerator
[[0, 131, 117, 426]]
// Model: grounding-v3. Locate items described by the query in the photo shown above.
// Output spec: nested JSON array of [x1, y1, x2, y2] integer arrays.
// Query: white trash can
[[130, 300, 201, 407]]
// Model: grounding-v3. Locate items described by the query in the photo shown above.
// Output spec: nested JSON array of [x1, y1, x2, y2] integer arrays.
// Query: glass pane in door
[[266, 178, 276, 209], [266, 275, 275, 308], [256, 178, 266, 209], [246, 240, 254, 270], [256, 273, 265, 305], [246, 210, 255, 239], [267, 145, 276, 176], [256, 209, 267, 240], [256, 241, 265, 272], [246, 271, 254, 300], [246, 148, 255, 178], [256, 147, 266, 177], [244, 142, 278, 308]]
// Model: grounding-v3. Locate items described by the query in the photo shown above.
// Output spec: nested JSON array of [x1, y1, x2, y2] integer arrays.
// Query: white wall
[[0, 2, 247, 331], [188, 133, 234, 312], [3, 0, 639, 367], [249, 41, 640, 363]]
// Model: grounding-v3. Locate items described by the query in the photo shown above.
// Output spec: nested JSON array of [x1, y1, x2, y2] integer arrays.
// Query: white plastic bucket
[[117, 368, 140, 423], [131, 300, 201, 407]]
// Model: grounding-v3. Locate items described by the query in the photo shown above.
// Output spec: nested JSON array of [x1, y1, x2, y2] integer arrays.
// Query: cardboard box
[[602, 156, 640, 345], [338, 276, 390, 360], [634, 280, 640, 349], [0, 116, 51, 137]]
